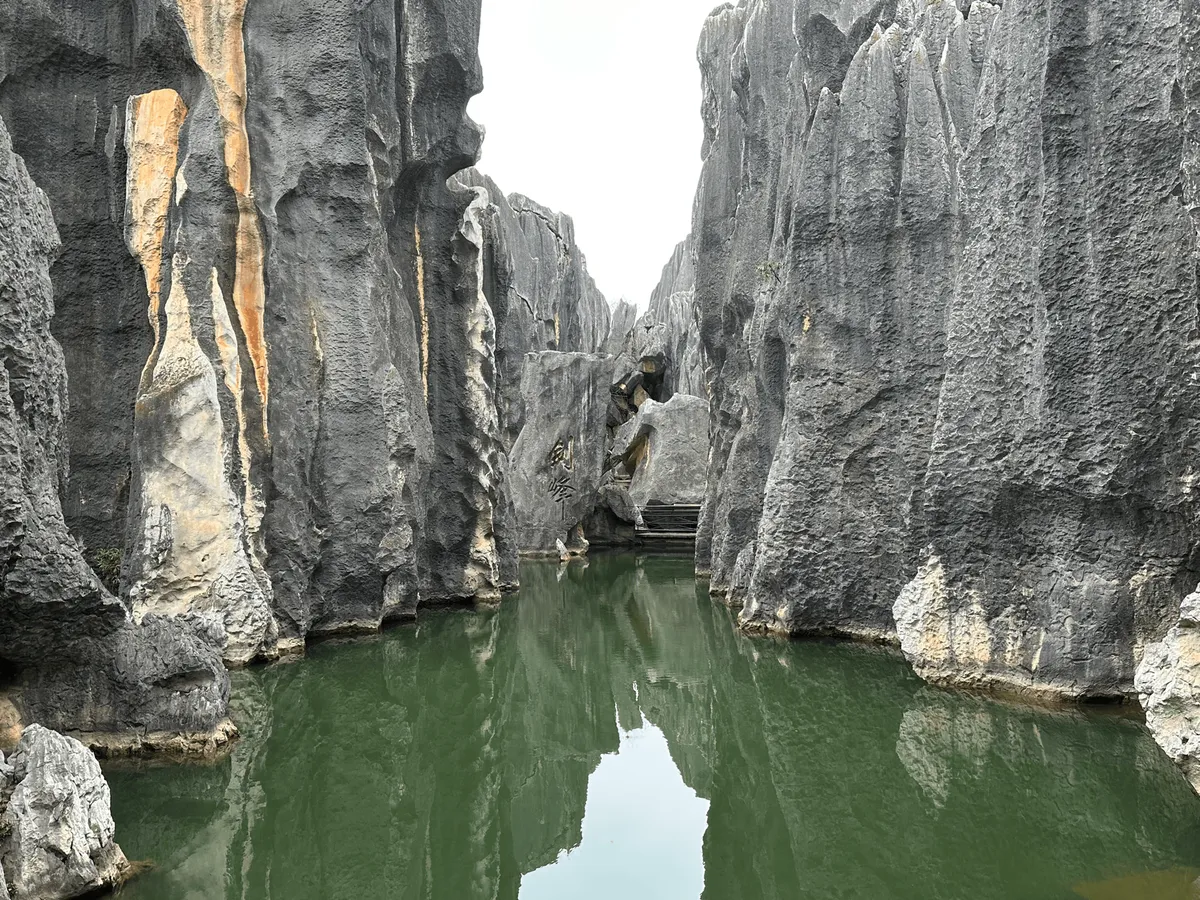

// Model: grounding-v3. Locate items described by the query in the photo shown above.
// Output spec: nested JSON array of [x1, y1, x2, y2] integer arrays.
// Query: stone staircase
[[636, 501, 700, 549]]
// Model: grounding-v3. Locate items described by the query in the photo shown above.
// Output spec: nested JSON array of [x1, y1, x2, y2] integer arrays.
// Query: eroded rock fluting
[[0, 0, 628, 745], [0, 110, 230, 753], [684, 0, 1200, 784]]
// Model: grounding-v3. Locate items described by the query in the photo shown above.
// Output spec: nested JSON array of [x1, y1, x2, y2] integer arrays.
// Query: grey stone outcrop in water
[[1137, 588, 1200, 794], [685, 0, 1200, 782], [611, 395, 709, 508], [0, 725, 128, 900]]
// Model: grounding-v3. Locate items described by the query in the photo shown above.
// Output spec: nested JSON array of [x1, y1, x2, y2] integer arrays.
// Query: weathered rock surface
[[0, 110, 230, 751], [509, 352, 611, 555], [0, 2, 509, 655], [0, 725, 128, 900], [894, 0, 1199, 700], [686, 0, 1200, 779], [612, 395, 709, 508], [454, 169, 611, 449], [609, 236, 705, 425], [1138, 589, 1200, 793], [602, 300, 638, 358]]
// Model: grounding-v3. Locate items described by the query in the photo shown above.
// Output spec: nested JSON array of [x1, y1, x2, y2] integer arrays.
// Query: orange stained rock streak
[[176, 0, 270, 427], [124, 89, 188, 345], [415, 224, 429, 402]]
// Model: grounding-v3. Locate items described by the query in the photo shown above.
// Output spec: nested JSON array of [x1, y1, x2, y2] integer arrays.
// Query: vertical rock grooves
[[0, 108, 232, 754], [688, 0, 1200, 787], [123, 82, 276, 667], [176, 0, 270, 420]]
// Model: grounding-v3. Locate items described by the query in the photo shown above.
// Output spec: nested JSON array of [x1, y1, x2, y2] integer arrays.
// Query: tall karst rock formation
[[688, 0, 1200, 788], [454, 169, 612, 559], [0, 0, 618, 746], [0, 108, 229, 752], [0, 0, 604, 748]]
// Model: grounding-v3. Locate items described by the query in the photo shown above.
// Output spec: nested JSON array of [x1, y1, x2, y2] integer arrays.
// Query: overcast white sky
[[469, 0, 721, 309]]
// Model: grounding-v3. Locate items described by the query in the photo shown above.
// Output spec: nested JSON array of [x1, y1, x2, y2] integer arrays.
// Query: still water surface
[[108, 556, 1200, 900]]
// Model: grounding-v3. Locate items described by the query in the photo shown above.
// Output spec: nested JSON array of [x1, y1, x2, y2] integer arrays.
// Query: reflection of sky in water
[[520, 710, 708, 900]]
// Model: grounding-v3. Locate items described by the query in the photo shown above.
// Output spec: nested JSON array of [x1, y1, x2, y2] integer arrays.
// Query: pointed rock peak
[[870, 23, 904, 66], [910, 36, 929, 66], [882, 22, 906, 48]]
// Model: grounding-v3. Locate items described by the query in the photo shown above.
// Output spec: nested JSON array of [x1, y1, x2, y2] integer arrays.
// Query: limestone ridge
[[0, 0, 499, 677], [689, 0, 1200, 785], [452, 169, 613, 559]]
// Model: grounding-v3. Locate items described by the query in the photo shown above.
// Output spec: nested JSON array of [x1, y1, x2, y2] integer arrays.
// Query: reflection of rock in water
[[108, 558, 1200, 900], [896, 693, 997, 808]]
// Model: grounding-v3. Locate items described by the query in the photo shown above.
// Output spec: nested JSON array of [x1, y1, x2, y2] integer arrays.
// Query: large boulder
[[612, 395, 709, 508], [509, 352, 611, 554], [0, 726, 128, 900]]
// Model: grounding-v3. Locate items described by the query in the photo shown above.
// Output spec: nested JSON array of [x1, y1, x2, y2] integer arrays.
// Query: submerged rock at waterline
[[509, 352, 611, 555], [0, 726, 128, 900]]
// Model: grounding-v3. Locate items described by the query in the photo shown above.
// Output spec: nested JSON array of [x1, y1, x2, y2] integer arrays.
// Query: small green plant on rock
[[757, 260, 781, 285], [86, 547, 123, 594]]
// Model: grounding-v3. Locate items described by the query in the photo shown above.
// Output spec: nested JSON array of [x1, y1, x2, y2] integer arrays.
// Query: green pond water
[[107, 555, 1200, 900]]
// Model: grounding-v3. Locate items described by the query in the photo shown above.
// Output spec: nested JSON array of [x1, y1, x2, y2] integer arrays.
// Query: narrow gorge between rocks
[[4, 0, 1200, 897], [106, 558, 1200, 900]]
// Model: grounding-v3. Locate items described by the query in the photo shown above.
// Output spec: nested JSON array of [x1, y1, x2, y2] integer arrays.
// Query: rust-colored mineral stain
[[415, 224, 429, 402], [176, 0, 270, 421], [124, 89, 188, 343]]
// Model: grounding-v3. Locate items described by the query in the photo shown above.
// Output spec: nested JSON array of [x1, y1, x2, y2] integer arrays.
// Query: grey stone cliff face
[[0, 110, 230, 751], [894, 0, 1199, 700], [1, 725, 128, 900], [453, 168, 611, 449], [685, 0, 1200, 785], [0, 1, 506, 673]]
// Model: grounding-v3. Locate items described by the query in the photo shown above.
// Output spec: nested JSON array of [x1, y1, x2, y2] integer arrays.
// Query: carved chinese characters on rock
[[548, 437, 576, 520]]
